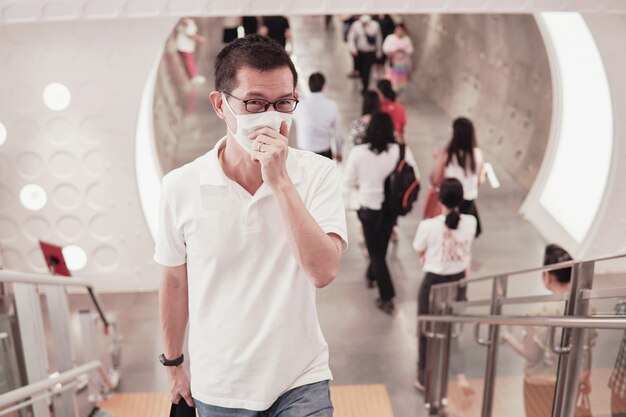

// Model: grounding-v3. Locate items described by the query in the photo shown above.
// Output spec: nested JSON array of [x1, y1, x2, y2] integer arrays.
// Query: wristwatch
[[159, 353, 184, 366]]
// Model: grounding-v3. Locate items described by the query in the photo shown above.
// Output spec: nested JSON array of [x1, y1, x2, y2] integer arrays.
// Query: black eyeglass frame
[[221, 91, 299, 113]]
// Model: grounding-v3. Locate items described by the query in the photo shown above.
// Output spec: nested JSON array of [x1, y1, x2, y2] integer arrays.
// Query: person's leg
[[373, 213, 396, 302], [459, 199, 482, 238], [361, 52, 376, 91], [358, 210, 379, 288], [194, 398, 260, 417], [417, 273, 435, 385], [268, 381, 333, 417]]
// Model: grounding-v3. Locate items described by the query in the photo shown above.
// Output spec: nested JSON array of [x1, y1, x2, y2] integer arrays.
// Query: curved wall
[[402, 14, 552, 191]]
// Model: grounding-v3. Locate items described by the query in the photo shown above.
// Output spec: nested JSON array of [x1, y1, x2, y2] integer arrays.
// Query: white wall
[[0, 18, 176, 291]]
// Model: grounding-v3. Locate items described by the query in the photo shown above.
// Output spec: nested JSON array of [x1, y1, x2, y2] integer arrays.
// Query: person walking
[[156, 35, 348, 417], [413, 178, 477, 391], [347, 15, 383, 93], [293, 72, 343, 161], [344, 112, 418, 314], [377, 79, 407, 143], [431, 117, 484, 237], [382, 23, 414, 94], [260, 16, 291, 49], [347, 91, 380, 147], [176, 17, 207, 84]]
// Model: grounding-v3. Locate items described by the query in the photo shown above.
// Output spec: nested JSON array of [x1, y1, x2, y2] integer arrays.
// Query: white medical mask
[[222, 94, 293, 154]]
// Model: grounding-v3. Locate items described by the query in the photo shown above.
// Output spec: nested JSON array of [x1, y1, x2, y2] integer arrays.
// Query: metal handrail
[[433, 252, 626, 289], [0, 360, 115, 410], [0, 269, 110, 329], [451, 292, 569, 309], [418, 314, 626, 329]]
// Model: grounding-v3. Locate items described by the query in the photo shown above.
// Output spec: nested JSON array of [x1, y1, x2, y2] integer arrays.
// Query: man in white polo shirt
[[155, 35, 348, 417]]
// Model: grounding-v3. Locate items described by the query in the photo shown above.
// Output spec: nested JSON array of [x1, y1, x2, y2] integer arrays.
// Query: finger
[[249, 127, 280, 140], [182, 390, 195, 407], [170, 391, 181, 404], [279, 121, 289, 137]]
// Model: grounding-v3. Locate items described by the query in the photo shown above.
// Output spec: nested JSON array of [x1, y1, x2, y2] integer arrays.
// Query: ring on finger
[[258, 143, 264, 152]]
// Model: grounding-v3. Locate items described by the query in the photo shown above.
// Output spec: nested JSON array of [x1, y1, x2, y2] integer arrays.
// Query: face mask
[[222, 94, 293, 154]]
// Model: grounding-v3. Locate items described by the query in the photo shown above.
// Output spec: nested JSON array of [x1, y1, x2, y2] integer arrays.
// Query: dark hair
[[396, 23, 408, 33], [214, 35, 298, 93], [439, 178, 464, 230], [364, 112, 395, 154], [543, 244, 573, 284], [308, 72, 325, 92], [362, 91, 381, 116], [377, 79, 396, 102], [446, 117, 477, 175]]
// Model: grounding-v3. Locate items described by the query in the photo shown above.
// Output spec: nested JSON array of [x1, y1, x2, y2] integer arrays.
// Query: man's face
[[220, 66, 296, 132]]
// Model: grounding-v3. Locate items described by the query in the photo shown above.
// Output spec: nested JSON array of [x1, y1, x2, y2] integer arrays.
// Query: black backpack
[[383, 144, 420, 216]]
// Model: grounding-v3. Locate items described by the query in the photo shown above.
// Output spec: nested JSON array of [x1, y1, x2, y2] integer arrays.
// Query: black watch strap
[[159, 353, 184, 366]]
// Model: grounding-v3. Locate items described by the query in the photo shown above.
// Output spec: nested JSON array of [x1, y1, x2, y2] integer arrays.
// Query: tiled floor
[[67, 15, 626, 417]]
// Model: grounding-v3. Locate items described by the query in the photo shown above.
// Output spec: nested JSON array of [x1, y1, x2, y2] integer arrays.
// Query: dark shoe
[[375, 298, 395, 314]]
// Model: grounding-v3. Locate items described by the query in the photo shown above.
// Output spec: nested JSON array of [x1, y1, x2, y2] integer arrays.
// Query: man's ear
[[209, 91, 225, 120]]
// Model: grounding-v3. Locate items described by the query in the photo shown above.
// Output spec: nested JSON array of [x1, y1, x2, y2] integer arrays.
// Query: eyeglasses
[[221, 91, 299, 113]]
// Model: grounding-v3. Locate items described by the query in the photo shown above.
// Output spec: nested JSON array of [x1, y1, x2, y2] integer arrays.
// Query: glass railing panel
[[443, 305, 491, 417], [493, 324, 560, 417]]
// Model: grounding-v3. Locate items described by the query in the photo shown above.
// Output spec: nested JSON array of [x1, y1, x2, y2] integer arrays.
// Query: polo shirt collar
[[196, 136, 303, 189]]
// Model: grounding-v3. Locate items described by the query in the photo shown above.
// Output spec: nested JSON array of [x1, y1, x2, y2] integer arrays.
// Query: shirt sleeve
[[343, 148, 358, 191], [382, 35, 394, 55], [308, 163, 349, 251], [153, 175, 187, 267], [413, 221, 428, 252]]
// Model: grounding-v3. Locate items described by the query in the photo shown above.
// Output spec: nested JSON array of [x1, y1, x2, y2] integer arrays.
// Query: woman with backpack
[[413, 178, 477, 390], [344, 112, 418, 314], [431, 117, 484, 236]]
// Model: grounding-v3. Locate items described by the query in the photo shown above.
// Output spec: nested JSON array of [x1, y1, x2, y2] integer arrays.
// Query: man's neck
[[218, 137, 263, 195]]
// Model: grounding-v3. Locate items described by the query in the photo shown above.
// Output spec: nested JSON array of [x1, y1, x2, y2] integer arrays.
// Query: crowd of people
[[157, 16, 624, 417]]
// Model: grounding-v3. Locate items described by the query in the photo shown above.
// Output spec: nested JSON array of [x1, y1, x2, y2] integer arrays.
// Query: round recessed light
[[62, 245, 87, 271], [43, 83, 71, 111], [0, 122, 6, 146], [19, 184, 47, 211]]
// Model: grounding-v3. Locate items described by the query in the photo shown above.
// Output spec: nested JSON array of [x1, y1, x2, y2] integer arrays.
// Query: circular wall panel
[[92, 245, 119, 269], [46, 116, 74, 146], [12, 118, 40, 144], [51, 184, 81, 210], [0, 217, 19, 241], [49, 151, 79, 178], [56, 215, 84, 241], [24, 216, 52, 241], [16, 152, 45, 179], [82, 150, 103, 177], [0, 186, 13, 210], [1, 249, 24, 269], [89, 214, 113, 240]]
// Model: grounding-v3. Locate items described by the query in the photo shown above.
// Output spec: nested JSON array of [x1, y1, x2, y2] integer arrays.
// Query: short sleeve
[[154, 177, 187, 267], [413, 221, 428, 252], [308, 163, 349, 251]]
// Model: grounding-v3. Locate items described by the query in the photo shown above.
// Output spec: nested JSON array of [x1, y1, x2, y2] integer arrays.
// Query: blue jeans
[[194, 380, 333, 417]]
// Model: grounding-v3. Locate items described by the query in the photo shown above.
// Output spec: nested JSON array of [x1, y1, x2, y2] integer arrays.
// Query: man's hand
[[249, 122, 290, 189], [167, 366, 194, 407]]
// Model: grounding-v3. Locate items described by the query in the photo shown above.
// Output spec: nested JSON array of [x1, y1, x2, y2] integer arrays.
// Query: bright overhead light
[[63, 245, 87, 271], [20, 184, 47, 211], [0, 122, 6, 146], [43, 83, 71, 111]]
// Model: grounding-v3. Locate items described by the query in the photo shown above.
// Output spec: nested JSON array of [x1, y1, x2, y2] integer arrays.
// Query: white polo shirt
[[154, 138, 348, 410]]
